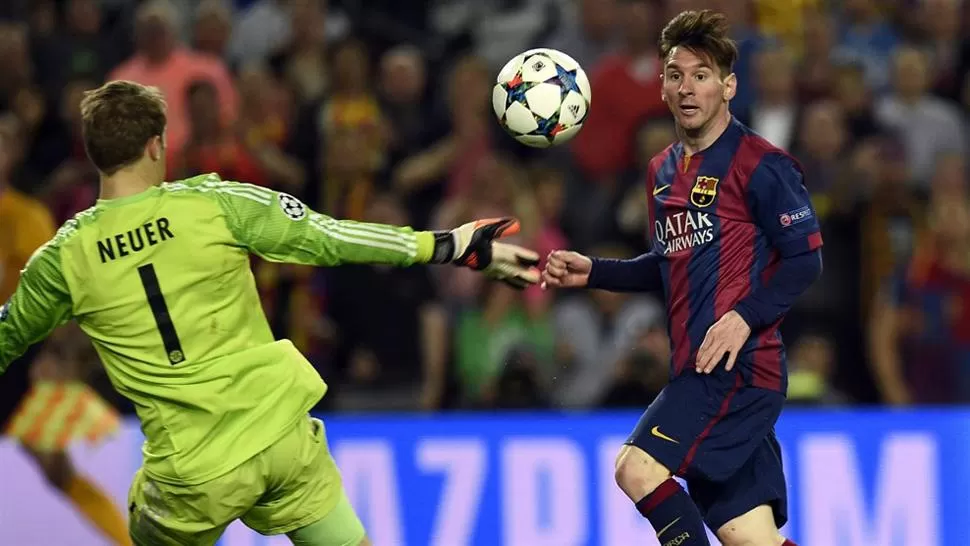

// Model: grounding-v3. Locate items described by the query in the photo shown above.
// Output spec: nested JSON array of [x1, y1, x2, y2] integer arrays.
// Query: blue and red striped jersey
[[647, 118, 823, 392]]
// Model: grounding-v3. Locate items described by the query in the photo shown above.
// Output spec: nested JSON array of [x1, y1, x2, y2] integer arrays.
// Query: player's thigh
[[684, 382, 785, 483], [623, 375, 735, 483], [128, 465, 260, 546], [285, 491, 367, 546], [243, 416, 358, 537], [688, 431, 788, 536]]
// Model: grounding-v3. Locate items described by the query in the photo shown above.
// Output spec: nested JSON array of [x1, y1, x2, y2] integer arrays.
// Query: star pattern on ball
[[552, 64, 581, 97], [504, 74, 535, 108]]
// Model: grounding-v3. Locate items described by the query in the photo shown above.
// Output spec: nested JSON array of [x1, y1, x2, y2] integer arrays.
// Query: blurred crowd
[[1, 0, 970, 413]]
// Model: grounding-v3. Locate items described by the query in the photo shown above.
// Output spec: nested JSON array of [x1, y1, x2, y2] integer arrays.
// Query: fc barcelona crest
[[691, 176, 719, 207]]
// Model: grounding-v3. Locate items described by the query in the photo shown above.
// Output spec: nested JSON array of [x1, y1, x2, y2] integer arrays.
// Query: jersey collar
[[96, 186, 162, 209]]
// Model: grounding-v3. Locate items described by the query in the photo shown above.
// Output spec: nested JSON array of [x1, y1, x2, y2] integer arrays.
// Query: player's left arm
[[734, 153, 824, 330], [0, 245, 74, 373], [696, 154, 824, 373]]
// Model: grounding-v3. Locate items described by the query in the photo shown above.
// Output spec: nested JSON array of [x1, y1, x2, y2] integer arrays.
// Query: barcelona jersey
[[646, 118, 823, 393]]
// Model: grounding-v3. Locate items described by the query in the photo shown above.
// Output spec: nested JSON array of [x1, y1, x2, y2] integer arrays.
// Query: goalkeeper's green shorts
[[127, 415, 365, 546]]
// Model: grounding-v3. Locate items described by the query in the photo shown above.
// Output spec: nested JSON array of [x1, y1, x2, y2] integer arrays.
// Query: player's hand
[[433, 217, 541, 289], [696, 310, 751, 374], [540, 250, 592, 290]]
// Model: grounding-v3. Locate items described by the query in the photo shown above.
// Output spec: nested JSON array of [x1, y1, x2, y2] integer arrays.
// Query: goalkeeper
[[0, 80, 540, 546]]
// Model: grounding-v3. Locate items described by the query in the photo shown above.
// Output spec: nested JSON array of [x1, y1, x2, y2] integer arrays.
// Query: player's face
[[661, 47, 736, 133]]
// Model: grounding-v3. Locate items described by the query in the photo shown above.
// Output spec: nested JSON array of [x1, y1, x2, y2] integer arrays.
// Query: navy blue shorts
[[626, 373, 787, 531]]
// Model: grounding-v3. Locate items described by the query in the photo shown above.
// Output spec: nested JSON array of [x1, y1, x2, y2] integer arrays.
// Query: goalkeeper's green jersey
[[0, 174, 434, 485]]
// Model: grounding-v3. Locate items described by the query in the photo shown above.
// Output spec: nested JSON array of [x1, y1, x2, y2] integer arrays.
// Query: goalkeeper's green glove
[[430, 217, 541, 289]]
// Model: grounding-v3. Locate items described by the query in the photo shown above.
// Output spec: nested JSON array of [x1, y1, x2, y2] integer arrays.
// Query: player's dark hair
[[659, 10, 738, 77], [80, 80, 167, 175]]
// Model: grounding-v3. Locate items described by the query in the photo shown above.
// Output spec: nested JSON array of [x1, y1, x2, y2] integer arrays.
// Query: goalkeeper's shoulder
[[163, 174, 289, 224], [163, 173, 275, 197], [25, 207, 98, 271]]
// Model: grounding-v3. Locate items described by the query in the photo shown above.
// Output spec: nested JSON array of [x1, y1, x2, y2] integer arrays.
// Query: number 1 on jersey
[[138, 264, 185, 364]]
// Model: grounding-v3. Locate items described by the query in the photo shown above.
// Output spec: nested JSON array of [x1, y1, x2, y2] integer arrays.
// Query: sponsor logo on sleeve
[[779, 206, 812, 227]]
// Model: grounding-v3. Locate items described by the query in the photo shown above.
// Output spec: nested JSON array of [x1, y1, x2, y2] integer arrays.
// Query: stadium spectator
[[272, 0, 330, 104], [486, 347, 552, 410], [31, 0, 121, 98], [832, 0, 900, 92], [870, 198, 970, 404], [235, 64, 304, 192], [597, 323, 670, 408], [736, 48, 800, 150], [326, 193, 448, 411], [0, 22, 33, 115], [392, 54, 497, 228], [551, 245, 663, 408], [41, 78, 100, 224], [786, 332, 850, 406], [192, 0, 234, 60], [832, 61, 884, 141], [379, 45, 440, 172], [915, 0, 962, 99], [796, 10, 838, 103], [110, 0, 238, 169], [570, 0, 667, 182], [876, 45, 965, 187], [859, 135, 924, 319], [175, 79, 267, 185], [455, 281, 555, 408], [229, 0, 294, 66], [544, 0, 620, 70], [431, 155, 535, 307]]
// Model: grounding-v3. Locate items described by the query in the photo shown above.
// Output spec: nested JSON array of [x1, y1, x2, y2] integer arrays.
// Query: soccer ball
[[492, 48, 592, 148]]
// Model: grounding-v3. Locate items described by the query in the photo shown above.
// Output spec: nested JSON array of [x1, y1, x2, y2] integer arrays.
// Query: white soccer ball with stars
[[492, 48, 592, 148]]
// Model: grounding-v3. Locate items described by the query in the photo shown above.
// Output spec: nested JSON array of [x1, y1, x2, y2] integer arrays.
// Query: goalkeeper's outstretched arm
[[212, 179, 540, 288], [0, 244, 73, 372]]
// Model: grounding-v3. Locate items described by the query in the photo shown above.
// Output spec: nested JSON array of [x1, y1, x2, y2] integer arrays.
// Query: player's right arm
[[541, 250, 663, 291], [208, 178, 540, 287], [0, 245, 74, 373], [541, 156, 665, 293]]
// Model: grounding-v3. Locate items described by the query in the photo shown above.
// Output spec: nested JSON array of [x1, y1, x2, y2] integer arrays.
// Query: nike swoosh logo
[[658, 516, 682, 537], [653, 184, 671, 196], [651, 426, 679, 444]]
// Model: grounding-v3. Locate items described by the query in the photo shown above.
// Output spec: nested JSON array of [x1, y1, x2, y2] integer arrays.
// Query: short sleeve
[[746, 153, 824, 257]]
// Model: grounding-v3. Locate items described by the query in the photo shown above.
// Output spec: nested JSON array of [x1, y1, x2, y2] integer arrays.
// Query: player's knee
[[613, 444, 672, 501], [716, 505, 785, 546]]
